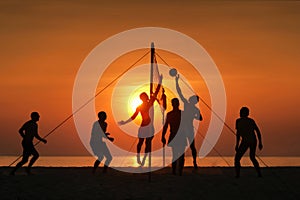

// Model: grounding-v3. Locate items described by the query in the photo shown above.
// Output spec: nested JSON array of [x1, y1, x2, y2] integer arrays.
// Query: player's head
[[189, 95, 199, 104], [240, 107, 249, 117], [31, 112, 40, 122], [171, 98, 180, 109], [139, 92, 149, 102], [98, 111, 107, 121]]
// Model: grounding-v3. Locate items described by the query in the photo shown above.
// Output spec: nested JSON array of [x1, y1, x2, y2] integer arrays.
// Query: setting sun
[[129, 96, 142, 112], [127, 85, 149, 115]]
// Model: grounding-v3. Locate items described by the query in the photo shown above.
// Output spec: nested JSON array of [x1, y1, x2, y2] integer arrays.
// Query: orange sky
[[0, 1, 299, 156]]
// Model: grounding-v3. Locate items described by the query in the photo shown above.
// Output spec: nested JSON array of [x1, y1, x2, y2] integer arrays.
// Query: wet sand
[[0, 167, 299, 200]]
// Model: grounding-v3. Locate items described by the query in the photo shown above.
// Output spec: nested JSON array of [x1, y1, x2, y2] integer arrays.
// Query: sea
[[1, 156, 300, 167]]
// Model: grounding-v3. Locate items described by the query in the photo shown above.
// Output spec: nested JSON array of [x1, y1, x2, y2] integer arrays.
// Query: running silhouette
[[162, 98, 187, 175], [175, 74, 203, 169], [234, 107, 263, 178], [118, 75, 162, 166], [90, 111, 114, 174], [10, 112, 47, 175]]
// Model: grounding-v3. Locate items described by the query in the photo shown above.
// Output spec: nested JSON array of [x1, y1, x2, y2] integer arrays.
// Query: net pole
[[148, 42, 155, 182]]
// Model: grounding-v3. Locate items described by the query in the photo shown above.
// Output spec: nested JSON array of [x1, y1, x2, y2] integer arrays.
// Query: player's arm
[[235, 120, 240, 152], [161, 91, 167, 110], [105, 133, 114, 142], [150, 74, 163, 105], [254, 121, 263, 150], [161, 115, 169, 145], [18, 124, 26, 138], [154, 74, 163, 96], [118, 108, 139, 125], [195, 109, 203, 121], [175, 75, 188, 103], [235, 132, 240, 152], [34, 129, 47, 144], [102, 122, 107, 133], [103, 122, 114, 142]]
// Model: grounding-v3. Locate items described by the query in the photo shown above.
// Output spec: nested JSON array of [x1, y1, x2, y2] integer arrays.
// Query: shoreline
[[2, 156, 300, 168]]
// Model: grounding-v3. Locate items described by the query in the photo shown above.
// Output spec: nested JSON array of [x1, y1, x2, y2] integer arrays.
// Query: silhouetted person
[[90, 111, 114, 174], [119, 75, 162, 166], [162, 98, 187, 175], [10, 112, 47, 175], [234, 107, 263, 178], [175, 74, 203, 169]]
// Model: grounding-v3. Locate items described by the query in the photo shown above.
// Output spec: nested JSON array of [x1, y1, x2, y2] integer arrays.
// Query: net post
[[148, 42, 155, 182], [150, 42, 154, 95]]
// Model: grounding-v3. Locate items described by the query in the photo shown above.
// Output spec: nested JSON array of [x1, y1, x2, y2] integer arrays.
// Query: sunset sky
[[0, 0, 299, 157]]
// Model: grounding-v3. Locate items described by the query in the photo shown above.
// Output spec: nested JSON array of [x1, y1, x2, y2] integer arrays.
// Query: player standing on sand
[[234, 107, 263, 178], [175, 74, 203, 169], [118, 75, 162, 166], [10, 112, 47, 175], [161, 98, 187, 175], [90, 111, 114, 174]]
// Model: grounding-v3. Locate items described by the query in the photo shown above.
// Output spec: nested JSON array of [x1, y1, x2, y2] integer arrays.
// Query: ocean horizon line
[[1, 156, 300, 167]]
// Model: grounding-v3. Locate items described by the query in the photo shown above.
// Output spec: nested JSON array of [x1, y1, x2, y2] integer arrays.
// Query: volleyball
[[169, 68, 177, 77]]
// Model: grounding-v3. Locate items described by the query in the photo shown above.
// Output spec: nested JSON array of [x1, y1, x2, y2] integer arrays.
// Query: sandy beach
[[0, 167, 299, 200]]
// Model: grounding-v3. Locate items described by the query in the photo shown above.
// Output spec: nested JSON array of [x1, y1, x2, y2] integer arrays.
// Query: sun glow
[[127, 85, 149, 123], [129, 96, 142, 112]]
